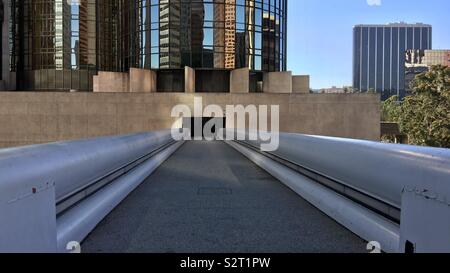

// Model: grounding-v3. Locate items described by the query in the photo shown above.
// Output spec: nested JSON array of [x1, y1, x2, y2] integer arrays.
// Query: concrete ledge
[[263, 72, 292, 93], [292, 75, 310, 94], [184, 67, 195, 93], [129, 68, 157, 93], [93, 72, 129, 92], [93, 76, 99, 92], [230, 68, 250, 93]]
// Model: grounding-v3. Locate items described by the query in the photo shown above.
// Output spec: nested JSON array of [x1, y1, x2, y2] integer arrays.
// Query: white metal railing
[[2, 128, 449, 253], [226, 129, 450, 253], [0, 131, 183, 253]]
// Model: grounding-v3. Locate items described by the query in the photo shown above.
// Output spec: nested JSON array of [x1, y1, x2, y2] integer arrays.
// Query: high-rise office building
[[78, 1, 97, 69], [213, 0, 237, 69], [8, 0, 287, 91], [118, 0, 285, 73], [353, 23, 432, 100], [225, 0, 237, 69], [10, 0, 113, 91], [159, 0, 182, 69]]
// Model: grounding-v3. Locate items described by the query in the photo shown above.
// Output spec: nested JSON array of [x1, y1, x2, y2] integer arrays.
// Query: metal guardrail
[[230, 129, 450, 209], [55, 140, 177, 215], [2, 128, 450, 253], [0, 131, 183, 253], [227, 129, 450, 253], [235, 140, 401, 223]]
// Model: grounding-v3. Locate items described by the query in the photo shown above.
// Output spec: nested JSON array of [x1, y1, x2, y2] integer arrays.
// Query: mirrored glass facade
[[10, 0, 287, 91], [10, 0, 116, 91], [120, 0, 287, 72], [353, 23, 432, 100]]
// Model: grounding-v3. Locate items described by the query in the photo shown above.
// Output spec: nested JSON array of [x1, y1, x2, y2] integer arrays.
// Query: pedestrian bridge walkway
[[1, 130, 449, 253], [82, 141, 364, 253]]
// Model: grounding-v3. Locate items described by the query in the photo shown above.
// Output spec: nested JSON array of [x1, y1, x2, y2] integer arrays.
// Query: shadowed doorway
[[183, 117, 226, 140]]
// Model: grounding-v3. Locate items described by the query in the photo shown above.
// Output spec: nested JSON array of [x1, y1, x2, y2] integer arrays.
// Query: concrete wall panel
[[0, 92, 380, 148], [93, 72, 129, 92], [230, 68, 250, 93], [129, 68, 157, 93], [292, 75, 310, 94], [184, 67, 195, 93], [263, 72, 293, 93]]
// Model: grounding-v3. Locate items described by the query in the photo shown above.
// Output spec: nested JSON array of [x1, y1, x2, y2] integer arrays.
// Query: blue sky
[[287, 0, 450, 89]]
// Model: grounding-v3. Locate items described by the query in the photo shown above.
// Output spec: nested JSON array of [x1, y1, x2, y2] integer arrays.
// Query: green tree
[[382, 65, 450, 148], [381, 95, 401, 122]]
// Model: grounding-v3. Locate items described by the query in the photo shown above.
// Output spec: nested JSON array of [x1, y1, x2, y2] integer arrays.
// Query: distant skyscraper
[[213, 1, 225, 69], [159, 0, 181, 69], [78, 1, 97, 69], [353, 23, 432, 100], [55, 0, 71, 70]]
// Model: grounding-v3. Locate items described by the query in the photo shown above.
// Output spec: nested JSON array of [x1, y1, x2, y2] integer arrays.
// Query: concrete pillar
[[230, 67, 250, 93], [263, 71, 292, 93], [93, 75, 99, 92], [184, 66, 195, 93], [93, 72, 129, 92], [129, 68, 157, 93], [292, 75, 310, 94]]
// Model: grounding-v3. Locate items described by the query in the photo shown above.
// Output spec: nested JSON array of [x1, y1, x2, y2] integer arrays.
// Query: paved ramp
[[82, 141, 365, 253]]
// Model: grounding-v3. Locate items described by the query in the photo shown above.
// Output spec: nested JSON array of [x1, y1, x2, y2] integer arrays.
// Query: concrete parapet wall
[[93, 72, 129, 92], [292, 75, 310, 94], [263, 72, 293, 93], [93, 75, 99, 93], [230, 68, 250, 93], [184, 67, 195, 93], [129, 68, 157, 93], [0, 92, 380, 148]]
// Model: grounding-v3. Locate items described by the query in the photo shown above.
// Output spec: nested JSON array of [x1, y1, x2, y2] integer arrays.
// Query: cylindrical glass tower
[[10, 0, 287, 91], [10, 0, 118, 91], [120, 0, 287, 72]]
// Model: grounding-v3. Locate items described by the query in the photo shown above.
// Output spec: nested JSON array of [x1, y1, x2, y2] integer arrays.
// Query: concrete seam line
[[56, 141, 184, 252], [226, 141, 400, 253]]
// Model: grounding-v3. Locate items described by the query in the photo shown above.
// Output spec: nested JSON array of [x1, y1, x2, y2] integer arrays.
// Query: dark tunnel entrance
[[183, 117, 226, 140]]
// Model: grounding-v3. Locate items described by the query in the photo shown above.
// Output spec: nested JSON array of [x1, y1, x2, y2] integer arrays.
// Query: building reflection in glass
[[10, 0, 287, 91], [123, 0, 286, 72], [11, 0, 114, 91]]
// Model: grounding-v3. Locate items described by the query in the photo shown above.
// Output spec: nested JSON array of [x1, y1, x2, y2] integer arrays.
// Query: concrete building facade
[[406, 49, 450, 67], [405, 49, 450, 93]]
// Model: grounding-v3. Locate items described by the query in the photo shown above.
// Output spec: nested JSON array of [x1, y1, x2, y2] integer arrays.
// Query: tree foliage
[[382, 65, 450, 148], [381, 95, 401, 122]]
